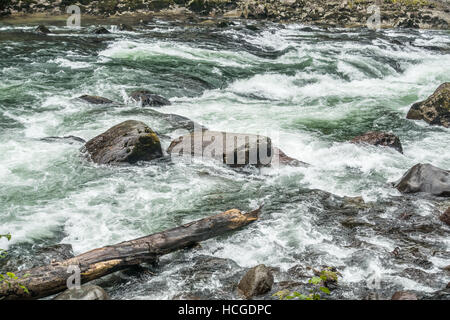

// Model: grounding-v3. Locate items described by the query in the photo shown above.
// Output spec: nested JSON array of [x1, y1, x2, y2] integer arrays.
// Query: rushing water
[[0, 19, 449, 299]]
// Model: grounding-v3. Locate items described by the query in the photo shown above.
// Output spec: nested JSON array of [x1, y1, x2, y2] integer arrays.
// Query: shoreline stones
[[129, 90, 171, 107], [351, 131, 403, 154], [406, 82, 450, 128], [83, 120, 163, 164], [238, 264, 274, 299], [394, 163, 450, 196], [78, 95, 113, 105]]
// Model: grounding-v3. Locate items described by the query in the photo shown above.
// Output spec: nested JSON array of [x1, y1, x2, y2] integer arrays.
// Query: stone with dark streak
[[351, 131, 403, 154]]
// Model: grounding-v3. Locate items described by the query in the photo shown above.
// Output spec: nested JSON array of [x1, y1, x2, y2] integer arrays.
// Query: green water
[[0, 20, 449, 299]]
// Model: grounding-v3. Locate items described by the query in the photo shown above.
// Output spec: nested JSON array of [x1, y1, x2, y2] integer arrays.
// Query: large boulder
[[351, 131, 403, 154], [394, 163, 450, 196], [83, 120, 163, 164], [406, 83, 450, 128], [129, 90, 171, 107], [53, 284, 109, 300], [167, 130, 273, 167], [238, 264, 274, 299], [78, 95, 113, 105]]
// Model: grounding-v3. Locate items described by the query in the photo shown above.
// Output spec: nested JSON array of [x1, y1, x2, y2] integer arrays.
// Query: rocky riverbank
[[1, 0, 449, 29]]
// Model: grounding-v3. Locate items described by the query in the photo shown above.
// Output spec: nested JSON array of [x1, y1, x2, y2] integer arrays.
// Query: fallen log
[[0, 208, 261, 300]]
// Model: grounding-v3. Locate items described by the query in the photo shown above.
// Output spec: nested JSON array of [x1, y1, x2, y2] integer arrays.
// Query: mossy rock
[[83, 120, 163, 164]]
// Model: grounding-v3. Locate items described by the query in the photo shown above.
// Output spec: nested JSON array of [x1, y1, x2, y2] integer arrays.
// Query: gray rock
[[35, 25, 50, 34], [118, 23, 134, 31], [167, 130, 273, 167], [129, 90, 171, 107], [83, 120, 163, 164], [91, 27, 110, 34], [407, 82, 450, 128], [439, 207, 450, 226], [238, 264, 274, 298], [53, 284, 109, 300], [41, 135, 86, 144], [394, 163, 450, 196]]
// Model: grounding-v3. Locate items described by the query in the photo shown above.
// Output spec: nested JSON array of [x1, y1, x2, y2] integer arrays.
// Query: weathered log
[[0, 208, 261, 300]]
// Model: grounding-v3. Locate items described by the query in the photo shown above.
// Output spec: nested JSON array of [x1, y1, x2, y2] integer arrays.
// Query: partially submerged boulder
[[78, 95, 113, 105], [91, 27, 110, 34], [53, 284, 109, 300], [118, 23, 134, 31], [129, 90, 171, 107], [439, 207, 450, 226], [35, 25, 50, 34], [406, 83, 450, 128], [41, 135, 86, 144], [167, 131, 306, 168], [83, 120, 163, 164], [167, 130, 273, 167], [351, 131, 403, 154], [394, 163, 450, 196], [238, 264, 274, 299]]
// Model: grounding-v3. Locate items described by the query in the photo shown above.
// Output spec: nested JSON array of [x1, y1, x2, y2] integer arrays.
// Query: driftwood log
[[0, 208, 260, 300]]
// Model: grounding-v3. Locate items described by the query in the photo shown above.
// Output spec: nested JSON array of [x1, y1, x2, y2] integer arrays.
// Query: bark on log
[[0, 208, 261, 300]]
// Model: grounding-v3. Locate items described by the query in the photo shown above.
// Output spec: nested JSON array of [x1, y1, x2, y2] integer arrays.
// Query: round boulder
[[238, 264, 274, 299], [83, 120, 163, 164], [129, 90, 171, 107], [351, 131, 403, 153]]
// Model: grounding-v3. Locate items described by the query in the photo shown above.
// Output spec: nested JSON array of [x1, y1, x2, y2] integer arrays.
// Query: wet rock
[[439, 207, 450, 226], [272, 147, 309, 167], [394, 163, 450, 196], [118, 23, 134, 31], [91, 27, 110, 34], [129, 90, 171, 107], [167, 130, 273, 167], [238, 264, 274, 299], [78, 95, 113, 105], [391, 291, 418, 300], [35, 25, 50, 34], [351, 131, 403, 154], [406, 82, 450, 128], [83, 120, 163, 164], [53, 284, 109, 300], [41, 135, 86, 144]]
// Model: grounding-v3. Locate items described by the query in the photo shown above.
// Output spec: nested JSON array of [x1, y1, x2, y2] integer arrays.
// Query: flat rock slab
[[78, 95, 113, 105], [83, 120, 163, 164]]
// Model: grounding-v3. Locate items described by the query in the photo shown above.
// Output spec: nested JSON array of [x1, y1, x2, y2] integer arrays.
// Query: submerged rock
[[167, 130, 273, 167], [272, 147, 309, 167], [439, 207, 450, 226], [41, 135, 86, 144], [78, 95, 113, 104], [351, 131, 403, 154], [406, 82, 450, 128], [391, 291, 418, 300], [238, 264, 274, 299], [129, 90, 171, 107], [91, 27, 110, 34], [394, 163, 450, 196], [35, 25, 50, 34], [53, 284, 109, 300], [83, 120, 163, 164], [118, 23, 134, 31]]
